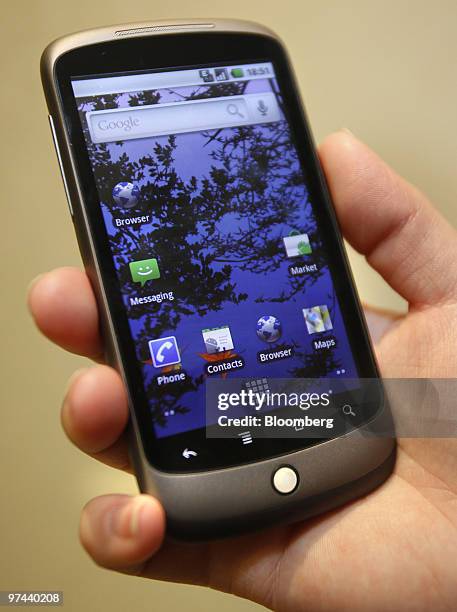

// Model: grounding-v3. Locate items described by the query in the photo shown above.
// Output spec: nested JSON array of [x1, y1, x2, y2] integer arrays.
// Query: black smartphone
[[41, 19, 395, 540]]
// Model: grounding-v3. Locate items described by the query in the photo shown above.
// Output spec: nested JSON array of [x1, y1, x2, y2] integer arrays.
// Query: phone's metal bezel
[[41, 19, 395, 540]]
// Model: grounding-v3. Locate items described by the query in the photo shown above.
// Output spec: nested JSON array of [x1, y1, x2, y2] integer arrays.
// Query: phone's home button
[[272, 466, 299, 494]]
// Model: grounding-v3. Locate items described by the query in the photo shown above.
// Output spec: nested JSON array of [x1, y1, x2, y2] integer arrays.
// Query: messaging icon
[[129, 258, 160, 286]]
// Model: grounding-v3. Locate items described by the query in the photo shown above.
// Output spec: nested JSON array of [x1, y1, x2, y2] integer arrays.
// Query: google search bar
[[86, 93, 281, 144]]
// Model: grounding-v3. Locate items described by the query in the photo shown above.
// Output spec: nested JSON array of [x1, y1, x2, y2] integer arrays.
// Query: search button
[[342, 404, 356, 417], [226, 102, 244, 119]]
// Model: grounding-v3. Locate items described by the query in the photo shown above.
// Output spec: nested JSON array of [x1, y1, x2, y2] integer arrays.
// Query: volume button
[[48, 114, 74, 217]]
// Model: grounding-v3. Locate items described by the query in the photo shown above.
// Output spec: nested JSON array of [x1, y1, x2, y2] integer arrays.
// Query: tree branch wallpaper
[[75, 72, 356, 438]]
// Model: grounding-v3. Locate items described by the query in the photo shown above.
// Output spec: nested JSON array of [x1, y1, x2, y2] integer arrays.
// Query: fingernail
[[27, 273, 45, 294], [26, 274, 46, 314], [341, 127, 355, 137], [64, 368, 89, 395], [112, 496, 150, 538]]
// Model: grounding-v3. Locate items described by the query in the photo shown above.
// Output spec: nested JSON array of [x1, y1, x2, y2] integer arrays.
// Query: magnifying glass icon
[[227, 103, 244, 119], [342, 404, 356, 417]]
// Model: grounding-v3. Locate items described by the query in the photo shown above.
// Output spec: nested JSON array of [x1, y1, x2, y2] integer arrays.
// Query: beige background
[[1, 1, 456, 610]]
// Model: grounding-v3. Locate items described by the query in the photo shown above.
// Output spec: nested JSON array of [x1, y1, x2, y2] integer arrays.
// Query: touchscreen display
[[71, 61, 358, 440]]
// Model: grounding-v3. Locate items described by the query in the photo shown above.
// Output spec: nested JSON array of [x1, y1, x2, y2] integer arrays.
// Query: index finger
[[28, 267, 103, 359]]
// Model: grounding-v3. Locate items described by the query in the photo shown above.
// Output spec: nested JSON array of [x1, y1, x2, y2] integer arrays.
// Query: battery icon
[[231, 68, 244, 78]]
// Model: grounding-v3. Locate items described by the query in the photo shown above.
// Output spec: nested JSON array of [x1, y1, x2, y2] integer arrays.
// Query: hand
[[28, 131, 457, 611]]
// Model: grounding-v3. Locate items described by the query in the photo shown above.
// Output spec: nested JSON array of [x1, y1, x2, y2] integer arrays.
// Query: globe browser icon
[[256, 316, 282, 343], [112, 181, 140, 208]]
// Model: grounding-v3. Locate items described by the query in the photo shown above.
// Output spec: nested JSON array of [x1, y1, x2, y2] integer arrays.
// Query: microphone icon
[[257, 99, 268, 116]]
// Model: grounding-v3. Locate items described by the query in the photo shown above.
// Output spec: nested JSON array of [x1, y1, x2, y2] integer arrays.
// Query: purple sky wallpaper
[[75, 68, 358, 438]]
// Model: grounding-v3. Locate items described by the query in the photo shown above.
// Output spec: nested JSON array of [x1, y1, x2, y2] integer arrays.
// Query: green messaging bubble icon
[[129, 258, 160, 287]]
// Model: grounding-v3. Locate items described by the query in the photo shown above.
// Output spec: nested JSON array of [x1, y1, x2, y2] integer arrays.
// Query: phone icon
[[149, 336, 181, 368]]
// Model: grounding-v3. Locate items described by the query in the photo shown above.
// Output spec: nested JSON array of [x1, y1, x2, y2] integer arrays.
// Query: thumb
[[79, 494, 165, 572], [319, 131, 457, 308]]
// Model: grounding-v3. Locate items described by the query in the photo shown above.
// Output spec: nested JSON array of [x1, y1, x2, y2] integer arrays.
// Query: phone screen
[[70, 60, 360, 442], [57, 30, 383, 472]]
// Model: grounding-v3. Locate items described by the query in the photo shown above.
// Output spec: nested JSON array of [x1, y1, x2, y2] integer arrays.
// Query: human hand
[[28, 131, 457, 611]]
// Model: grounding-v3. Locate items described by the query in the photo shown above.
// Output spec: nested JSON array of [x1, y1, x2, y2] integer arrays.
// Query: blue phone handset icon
[[149, 336, 181, 368], [155, 341, 174, 364]]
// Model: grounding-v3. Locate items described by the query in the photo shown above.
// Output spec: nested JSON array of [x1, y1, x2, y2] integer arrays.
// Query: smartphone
[[41, 19, 395, 540]]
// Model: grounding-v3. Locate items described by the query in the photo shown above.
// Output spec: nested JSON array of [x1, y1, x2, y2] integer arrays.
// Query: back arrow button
[[182, 448, 198, 459]]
